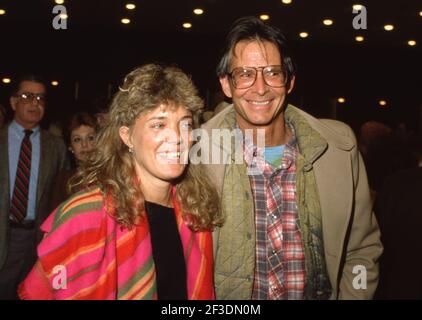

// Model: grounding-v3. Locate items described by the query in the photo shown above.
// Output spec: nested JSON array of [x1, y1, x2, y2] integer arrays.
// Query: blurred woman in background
[[49, 112, 98, 211]]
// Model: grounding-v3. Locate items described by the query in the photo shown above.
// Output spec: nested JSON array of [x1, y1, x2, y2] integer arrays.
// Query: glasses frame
[[15, 92, 46, 105], [228, 65, 288, 89]]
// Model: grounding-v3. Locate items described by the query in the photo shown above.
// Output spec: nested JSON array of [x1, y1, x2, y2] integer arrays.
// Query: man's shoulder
[[0, 125, 7, 143], [202, 104, 235, 131], [290, 105, 356, 151], [40, 128, 64, 143]]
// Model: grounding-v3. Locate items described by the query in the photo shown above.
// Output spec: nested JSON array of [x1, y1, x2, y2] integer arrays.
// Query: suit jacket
[[0, 125, 69, 270], [48, 168, 77, 214], [200, 104, 382, 299]]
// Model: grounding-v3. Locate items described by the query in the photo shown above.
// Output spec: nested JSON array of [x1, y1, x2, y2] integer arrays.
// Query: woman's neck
[[140, 179, 173, 208]]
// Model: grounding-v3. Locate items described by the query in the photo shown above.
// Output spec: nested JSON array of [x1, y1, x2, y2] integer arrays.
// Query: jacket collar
[[207, 104, 340, 166]]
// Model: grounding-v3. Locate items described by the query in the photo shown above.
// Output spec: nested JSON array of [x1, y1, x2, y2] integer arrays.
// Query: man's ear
[[10, 96, 17, 112], [219, 76, 233, 98], [118, 126, 132, 148], [287, 75, 296, 94]]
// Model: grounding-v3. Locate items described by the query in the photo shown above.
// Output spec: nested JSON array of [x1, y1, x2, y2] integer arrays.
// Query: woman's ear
[[118, 126, 132, 148]]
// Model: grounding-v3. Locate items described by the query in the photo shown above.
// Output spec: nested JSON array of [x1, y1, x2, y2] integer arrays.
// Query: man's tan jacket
[[199, 104, 382, 299]]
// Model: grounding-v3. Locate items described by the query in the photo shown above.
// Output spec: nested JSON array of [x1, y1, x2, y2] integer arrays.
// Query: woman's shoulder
[[43, 186, 106, 234]]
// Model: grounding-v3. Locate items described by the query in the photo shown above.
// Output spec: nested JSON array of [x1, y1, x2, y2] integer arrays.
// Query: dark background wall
[[0, 0, 421, 136]]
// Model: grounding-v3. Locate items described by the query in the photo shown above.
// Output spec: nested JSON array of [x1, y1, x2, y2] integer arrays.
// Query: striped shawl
[[19, 187, 214, 300]]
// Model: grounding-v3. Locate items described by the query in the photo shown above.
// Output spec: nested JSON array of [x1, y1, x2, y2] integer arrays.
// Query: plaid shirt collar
[[243, 123, 297, 174]]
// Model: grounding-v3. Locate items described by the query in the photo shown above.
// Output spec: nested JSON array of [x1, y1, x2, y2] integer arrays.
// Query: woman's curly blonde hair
[[70, 64, 223, 231]]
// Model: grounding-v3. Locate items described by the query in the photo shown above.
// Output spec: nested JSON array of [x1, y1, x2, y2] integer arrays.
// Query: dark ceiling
[[0, 0, 421, 132]]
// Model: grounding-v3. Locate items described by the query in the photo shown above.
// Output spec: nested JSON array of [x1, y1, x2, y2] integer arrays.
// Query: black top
[[145, 201, 187, 300]]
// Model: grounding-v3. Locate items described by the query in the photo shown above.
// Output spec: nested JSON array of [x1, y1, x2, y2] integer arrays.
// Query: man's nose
[[253, 71, 268, 95]]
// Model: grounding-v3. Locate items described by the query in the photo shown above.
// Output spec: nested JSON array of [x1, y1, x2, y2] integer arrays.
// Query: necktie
[[10, 129, 33, 223]]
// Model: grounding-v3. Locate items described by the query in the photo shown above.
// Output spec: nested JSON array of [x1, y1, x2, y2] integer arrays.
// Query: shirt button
[[272, 249, 276, 255], [272, 214, 277, 219]]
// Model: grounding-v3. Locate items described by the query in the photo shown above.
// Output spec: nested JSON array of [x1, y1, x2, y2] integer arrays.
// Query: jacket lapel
[[36, 130, 50, 209], [0, 127, 10, 214]]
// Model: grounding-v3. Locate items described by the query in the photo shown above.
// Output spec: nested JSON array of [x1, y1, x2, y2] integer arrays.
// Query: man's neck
[[237, 113, 291, 147], [13, 118, 38, 130]]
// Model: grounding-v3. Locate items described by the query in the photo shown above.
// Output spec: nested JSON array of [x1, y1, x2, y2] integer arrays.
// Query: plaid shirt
[[244, 128, 306, 300]]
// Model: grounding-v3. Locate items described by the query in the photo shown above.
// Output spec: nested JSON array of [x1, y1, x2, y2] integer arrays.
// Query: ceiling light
[[183, 22, 192, 29], [0, 9, 6, 15], [419, 11, 422, 17], [55, 0, 65, 4], [60, 13, 68, 19], [338, 98, 346, 104], [353, 4, 363, 11], [408, 40, 417, 46], [299, 32, 309, 38], [2, 78, 11, 84], [193, 8, 204, 15], [384, 24, 394, 31], [379, 100, 387, 107], [281, 0, 292, 4], [121, 18, 131, 24], [51, 81, 59, 86], [355, 36, 364, 42], [323, 19, 334, 26], [126, 4, 136, 10], [260, 14, 270, 21]]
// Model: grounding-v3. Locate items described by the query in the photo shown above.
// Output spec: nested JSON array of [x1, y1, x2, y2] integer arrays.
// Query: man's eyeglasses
[[15, 92, 46, 105], [228, 65, 287, 89]]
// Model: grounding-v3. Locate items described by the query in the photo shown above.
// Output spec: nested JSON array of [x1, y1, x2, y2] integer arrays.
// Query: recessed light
[[55, 0, 65, 4], [355, 36, 365, 42], [384, 24, 394, 31], [2, 78, 11, 84], [323, 19, 334, 26], [299, 32, 309, 38], [121, 18, 131, 24], [193, 8, 204, 15], [419, 11, 422, 17], [260, 14, 270, 21], [126, 4, 136, 10], [51, 81, 59, 86], [338, 98, 346, 103], [281, 0, 292, 4], [353, 4, 363, 11], [379, 100, 387, 107], [60, 13, 68, 19], [408, 40, 417, 46], [183, 22, 192, 29], [0, 9, 6, 15]]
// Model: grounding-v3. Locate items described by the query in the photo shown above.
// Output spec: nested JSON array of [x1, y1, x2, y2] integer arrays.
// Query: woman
[[19, 64, 222, 300], [49, 112, 98, 212]]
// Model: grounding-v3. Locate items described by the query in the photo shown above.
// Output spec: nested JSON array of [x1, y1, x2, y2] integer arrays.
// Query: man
[[200, 17, 382, 299], [0, 75, 69, 299]]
